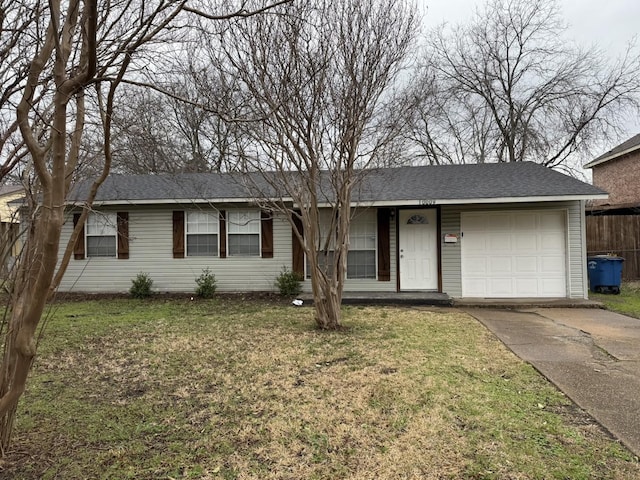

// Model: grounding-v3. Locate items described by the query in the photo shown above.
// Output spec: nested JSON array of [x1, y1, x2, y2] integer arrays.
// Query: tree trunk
[[310, 271, 342, 330], [305, 208, 343, 330], [0, 204, 64, 453]]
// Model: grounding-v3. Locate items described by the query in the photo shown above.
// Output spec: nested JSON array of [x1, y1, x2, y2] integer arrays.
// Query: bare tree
[[105, 80, 246, 174], [0, 0, 292, 454], [0, 0, 190, 454], [209, 0, 418, 329], [408, 0, 640, 169], [0, 0, 39, 179], [398, 72, 500, 165], [75, 63, 251, 176], [109, 89, 207, 174]]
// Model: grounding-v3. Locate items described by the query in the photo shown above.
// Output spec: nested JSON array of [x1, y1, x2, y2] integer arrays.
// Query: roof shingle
[[69, 162, 605, 205]]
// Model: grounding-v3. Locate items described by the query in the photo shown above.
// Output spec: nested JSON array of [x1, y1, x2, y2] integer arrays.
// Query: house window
[[186, 211, 218, 256], [347, 211, 377, 279], [305, 209, 377, 279], [86, 212, 117, 257], [227, 210, 260, 256]]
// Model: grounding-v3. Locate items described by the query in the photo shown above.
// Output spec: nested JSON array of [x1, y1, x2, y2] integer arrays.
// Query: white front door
[[399, 209, 438, 290]]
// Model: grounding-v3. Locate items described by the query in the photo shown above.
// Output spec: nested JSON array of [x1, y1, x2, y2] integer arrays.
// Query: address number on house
[[419, 199, 436, 205]]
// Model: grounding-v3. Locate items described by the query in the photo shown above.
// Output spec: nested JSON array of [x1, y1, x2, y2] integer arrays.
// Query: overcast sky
[[417, 0, 640, 151], [419, 0, 639, 54]]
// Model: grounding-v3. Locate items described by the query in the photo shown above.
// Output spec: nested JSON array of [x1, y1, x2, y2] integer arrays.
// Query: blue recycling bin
[[587, 255, 624, 294]]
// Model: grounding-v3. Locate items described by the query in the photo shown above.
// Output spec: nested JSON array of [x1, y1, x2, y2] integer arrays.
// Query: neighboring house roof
[[68, 162, 606, 206], [0, 185, 24, 223], [0, 185, 23, 197], [584, 133, 640, 169]]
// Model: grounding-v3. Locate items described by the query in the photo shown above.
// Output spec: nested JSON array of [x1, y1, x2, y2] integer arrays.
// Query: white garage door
[[461, 210, 567, 298]]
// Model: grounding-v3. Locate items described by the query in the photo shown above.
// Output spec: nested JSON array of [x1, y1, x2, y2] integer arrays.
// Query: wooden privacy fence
[[586, 215, 640, 281]]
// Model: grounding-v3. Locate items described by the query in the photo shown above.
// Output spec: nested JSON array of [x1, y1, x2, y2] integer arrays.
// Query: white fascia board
[[68, 197, 294, 207], [584, 144, 640, 168], [323, 194, 608, 207], [71, 194, 608, 208]]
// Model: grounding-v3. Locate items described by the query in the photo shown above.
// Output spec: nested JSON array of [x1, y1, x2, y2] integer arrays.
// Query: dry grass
[[592, 281, 640, 318], [2, 298, 638, 479]]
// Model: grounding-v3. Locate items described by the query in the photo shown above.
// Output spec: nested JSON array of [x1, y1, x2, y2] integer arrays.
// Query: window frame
[[85, 211, 118, 258], [185, 210, 220, 257], [226, 209, 261, 257], [305, 209, 378, 280]]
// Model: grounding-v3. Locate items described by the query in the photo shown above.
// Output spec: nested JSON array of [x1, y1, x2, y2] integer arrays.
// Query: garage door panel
[[461, 210, 567, 298], [464, 279, 487, 297], [541, 256, 565, 273], [515, 256, 537, 273], [463, 232, 486, 251], [541, 278, 565, 295], [463, 215, 490, 231], [489, 278, 513, 295], [488, 234, 511, 251], [541, 233, 564, 250], [489, 214, 513, 231], [515, 213, 537, 229], [514, 278, 539, 296], [489, 256, 512, 273], [541, 211, 565, 229], [515, 234, 537, 250], [464, 256, 488, 274]]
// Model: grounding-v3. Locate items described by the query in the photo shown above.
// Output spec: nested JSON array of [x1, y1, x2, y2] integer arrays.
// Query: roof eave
[[67, 197, 291, 207], [72, 194, 608, 208], [584, 144, 640, 169], [346, 194, 608, 207]]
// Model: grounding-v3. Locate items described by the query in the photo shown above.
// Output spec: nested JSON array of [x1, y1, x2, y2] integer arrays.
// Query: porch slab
[[298, 291, 453, 306], [297, 294, 603, 309]]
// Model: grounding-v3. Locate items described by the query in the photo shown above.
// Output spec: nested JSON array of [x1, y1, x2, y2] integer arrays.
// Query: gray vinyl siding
[[58, 205, 398, 294], [441, 207, 462, 296], [440, 201, 586, 299], [60, 201, 586, 297], [58, 206, 292, 293]]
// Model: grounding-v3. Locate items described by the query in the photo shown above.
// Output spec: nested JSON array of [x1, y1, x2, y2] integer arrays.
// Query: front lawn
[[591, 281, 640, 318], [2, 298, 638, 479]]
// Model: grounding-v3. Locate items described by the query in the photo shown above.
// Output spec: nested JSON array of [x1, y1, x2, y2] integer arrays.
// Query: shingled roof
[[0, 185, 23, 196], [584, 133, 640, 168], [69, 161, 606, 206]]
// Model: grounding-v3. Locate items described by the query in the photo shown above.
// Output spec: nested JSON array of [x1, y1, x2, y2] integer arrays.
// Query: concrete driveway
[[465, 307, 640, 457]]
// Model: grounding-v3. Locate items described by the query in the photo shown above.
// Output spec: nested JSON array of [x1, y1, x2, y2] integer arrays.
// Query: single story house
[[60, 162, 606, 299]]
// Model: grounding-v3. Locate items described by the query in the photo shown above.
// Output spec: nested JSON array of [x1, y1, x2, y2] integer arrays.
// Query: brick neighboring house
[[584, 133, 640, 280], [585, 133, 640, 212]]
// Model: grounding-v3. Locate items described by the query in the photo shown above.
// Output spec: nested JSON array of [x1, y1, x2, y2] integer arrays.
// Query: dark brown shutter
[[377, 208, 391, 281], [261, 210, 274, 258], [173, 211, 185, 258], [219, 210, 226, 258], [117, 212, 129, 259], [73, 213, 85, 260], [292, 211, 304, 276]]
